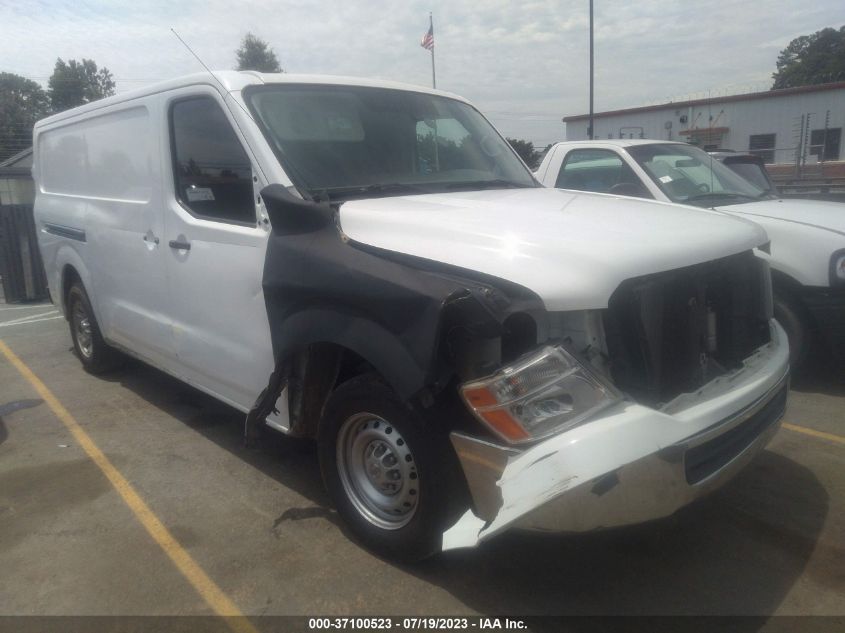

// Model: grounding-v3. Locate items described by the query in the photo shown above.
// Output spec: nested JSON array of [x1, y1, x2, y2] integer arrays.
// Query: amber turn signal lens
[[479, 409, 532, 441], [462, 386, 498, 408]]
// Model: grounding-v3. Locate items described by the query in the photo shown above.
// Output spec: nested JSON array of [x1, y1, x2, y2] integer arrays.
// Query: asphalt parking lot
[[0, 299, 843, 622]]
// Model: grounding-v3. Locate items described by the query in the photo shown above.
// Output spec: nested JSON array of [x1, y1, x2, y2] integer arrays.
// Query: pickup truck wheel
[[318, 375, 458, 562], [67, 283, 122, 374], [773, 292, 812, 374]]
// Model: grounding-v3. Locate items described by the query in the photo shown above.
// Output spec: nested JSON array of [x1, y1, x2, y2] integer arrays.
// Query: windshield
[[722, 160, 777, 194], [245, 84, 537, 201], [626, 143, 775, 207]]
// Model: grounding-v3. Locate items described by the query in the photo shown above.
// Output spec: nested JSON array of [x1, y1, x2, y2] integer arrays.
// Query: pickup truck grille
[[603, 251, 771, 408]]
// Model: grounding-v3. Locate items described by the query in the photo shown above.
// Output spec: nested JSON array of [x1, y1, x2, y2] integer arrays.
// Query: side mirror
[[260, 184, 334, 235]]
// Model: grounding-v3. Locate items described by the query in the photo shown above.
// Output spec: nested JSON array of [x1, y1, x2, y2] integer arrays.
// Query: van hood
[[338, 188, 768, 311], [721, 198, 845, 236]]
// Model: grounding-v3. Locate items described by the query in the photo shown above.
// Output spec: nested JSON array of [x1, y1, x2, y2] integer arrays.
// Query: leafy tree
[[235, 33, 283, 73], [48, 58, 116, 112], [506, 138, 541, 170], [772, 26, 845, 89], [0, 72, 50, 162]]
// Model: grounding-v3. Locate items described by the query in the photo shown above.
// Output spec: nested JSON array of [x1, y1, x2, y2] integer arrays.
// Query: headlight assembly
[[460, 345, 622, 444]]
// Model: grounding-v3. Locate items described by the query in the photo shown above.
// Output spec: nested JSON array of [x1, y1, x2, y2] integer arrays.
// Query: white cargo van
[[34, 72, 789, 560]]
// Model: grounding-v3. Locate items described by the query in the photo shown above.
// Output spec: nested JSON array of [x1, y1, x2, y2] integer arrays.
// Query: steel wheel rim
[[336, 412, 419, 530], [72, 301, 94, 359]]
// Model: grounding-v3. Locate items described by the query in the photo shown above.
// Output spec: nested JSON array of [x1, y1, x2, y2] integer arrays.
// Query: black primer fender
[[245, 184, 546, 439]]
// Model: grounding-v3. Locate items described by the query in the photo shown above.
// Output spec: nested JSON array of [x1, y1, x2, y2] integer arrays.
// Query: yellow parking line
[[782, 422, 845, 446], [0, 340, 259, 633]]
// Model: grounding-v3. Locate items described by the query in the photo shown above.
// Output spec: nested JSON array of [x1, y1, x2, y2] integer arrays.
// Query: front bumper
[[443, 320, 790, 550]]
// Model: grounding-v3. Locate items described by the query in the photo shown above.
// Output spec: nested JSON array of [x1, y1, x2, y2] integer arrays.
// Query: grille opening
[[603, 252, 770, 407]]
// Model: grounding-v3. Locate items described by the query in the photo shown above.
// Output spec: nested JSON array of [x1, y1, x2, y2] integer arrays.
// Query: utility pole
[[588, 0, 594, 139]]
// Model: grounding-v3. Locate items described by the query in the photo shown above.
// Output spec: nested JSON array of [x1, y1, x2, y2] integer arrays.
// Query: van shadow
[[102, 359, 829, 622], [99, 359, 331, 512]]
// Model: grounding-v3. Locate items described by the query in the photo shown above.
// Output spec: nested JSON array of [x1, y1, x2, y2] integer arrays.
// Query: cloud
[[1, 0, 843, 144]]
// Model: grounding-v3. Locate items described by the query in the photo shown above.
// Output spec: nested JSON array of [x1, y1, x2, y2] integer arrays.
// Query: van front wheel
[[318, 375, 460, 562], [67, 283, 121, 374]]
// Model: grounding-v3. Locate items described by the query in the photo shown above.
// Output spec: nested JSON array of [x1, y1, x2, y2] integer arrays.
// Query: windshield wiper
[[321, 182, 429, 200], [685, 191, 760, 203], [444, 179, 536, 191]]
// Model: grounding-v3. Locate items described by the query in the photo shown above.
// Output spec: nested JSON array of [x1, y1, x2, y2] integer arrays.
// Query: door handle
[[143, 234, 160, 245], [168, 239, 191, 251]]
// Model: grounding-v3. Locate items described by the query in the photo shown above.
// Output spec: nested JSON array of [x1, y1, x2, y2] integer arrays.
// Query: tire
[[67, 283, 122, 374], [773, 291, 812, 374], [318, 374, 463, 562]]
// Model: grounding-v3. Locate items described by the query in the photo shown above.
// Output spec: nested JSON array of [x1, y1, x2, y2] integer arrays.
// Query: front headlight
[[831, 249, 845, 286], [460, 345, 622, 444]]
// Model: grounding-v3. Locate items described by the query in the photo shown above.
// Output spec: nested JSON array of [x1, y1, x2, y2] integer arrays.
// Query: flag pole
[[430, 12, 436, 89]]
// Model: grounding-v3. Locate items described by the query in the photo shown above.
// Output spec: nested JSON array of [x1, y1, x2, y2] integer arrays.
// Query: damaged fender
[[246, 185, 546, 439]]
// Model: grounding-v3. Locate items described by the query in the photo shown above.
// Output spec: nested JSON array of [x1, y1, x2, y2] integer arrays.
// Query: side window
[[555, 148, 647, 197], [170, 97, 255, 224]]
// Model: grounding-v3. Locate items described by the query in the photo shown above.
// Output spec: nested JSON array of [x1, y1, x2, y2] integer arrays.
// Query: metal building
[[563, 81, 845, 178]]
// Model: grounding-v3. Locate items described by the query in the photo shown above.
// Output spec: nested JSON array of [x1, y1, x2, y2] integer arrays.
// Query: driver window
[[556, 149, 649, 197], [170, 97, 256, 224]]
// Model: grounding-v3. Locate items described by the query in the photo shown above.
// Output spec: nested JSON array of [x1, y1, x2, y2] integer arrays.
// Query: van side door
[[36, 102, 173, 367], [161, 88, 275, 411]]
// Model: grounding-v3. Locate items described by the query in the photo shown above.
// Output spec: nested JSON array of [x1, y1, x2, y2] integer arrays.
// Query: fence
[[0, 204, 49, 303]]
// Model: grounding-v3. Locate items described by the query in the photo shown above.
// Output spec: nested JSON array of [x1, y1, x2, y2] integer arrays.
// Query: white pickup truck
[[536, 140, 845, 370], [34, 73, 788, 560]]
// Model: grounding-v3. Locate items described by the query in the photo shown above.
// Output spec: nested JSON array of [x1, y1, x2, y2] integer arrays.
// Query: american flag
[[420, 24, 434, 50]]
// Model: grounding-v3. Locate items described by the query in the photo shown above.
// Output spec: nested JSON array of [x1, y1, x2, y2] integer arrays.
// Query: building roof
[[0, 147, 32, 177], [563, 80, 845, 123], [35, 71, 468, 128], [0, 147, 32, 168]]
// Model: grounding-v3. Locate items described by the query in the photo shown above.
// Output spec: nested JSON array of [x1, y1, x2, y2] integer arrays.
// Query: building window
[[749, 134, 776, 164], [809, 128, 841, 162]]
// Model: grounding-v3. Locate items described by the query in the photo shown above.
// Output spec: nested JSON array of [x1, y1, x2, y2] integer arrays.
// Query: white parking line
[[0, 315, 63, 328], [0, 310, 59, 326], [0, 304, 53, 311]]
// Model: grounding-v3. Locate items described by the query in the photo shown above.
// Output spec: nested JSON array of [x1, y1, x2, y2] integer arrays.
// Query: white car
[[33, 73, 788, 560], [536, 140, 845, 369]]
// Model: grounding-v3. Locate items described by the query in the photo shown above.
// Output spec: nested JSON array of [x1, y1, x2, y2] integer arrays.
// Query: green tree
[[0, 72, 50, 162], [235, 33, 283, 72], [506, 138, 541, 170], [48, 58, 116, 112], [772, 26, 845, 89]]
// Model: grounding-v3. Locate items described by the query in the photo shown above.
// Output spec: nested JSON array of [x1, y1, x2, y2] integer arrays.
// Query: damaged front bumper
[[443, 320, 790, 550]]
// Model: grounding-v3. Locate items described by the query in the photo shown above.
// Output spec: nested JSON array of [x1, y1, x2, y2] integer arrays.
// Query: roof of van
[[34, 71, 469, 128]]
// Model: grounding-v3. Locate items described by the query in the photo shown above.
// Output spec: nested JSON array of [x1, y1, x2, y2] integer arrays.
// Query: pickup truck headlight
[[831, 250, 845, 286], [460, 346, 622, 444]]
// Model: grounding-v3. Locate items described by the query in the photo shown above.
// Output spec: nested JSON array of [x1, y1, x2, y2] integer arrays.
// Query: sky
[[2, 0, 844, 146]]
